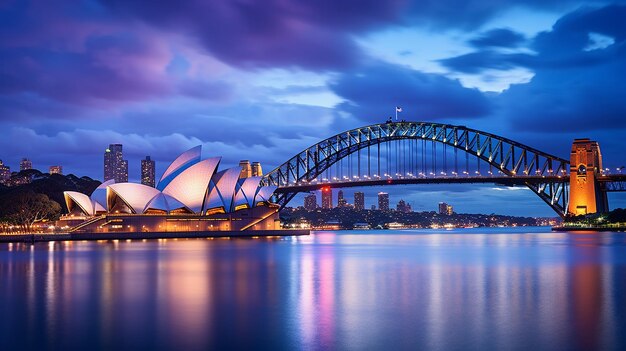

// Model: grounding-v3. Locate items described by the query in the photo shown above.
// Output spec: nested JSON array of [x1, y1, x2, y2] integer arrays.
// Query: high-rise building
[[251, 162, 263, 177], [321, 187, 333, 209], [397, 199, 412, 213], [141, 156, 155, 187], [121, 160, 128, 182], [239, 160, 252, 178], [20, 158, 32, 171], [49, 166, 63, 175], [438, 202, 453, 215], [104, 144, 128, 183], [0, 160, 10, 183], [354, 192, 365, 210], [378, 192, 389, 211], [304, 192, 317, 211], [337, 190, 347, 207]]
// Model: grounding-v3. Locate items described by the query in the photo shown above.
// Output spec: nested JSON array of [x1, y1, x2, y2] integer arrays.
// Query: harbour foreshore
[[0, 229, 310, 243]]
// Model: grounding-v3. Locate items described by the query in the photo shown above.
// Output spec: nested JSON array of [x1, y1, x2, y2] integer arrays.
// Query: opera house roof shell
[[64, 146, 277, 216]]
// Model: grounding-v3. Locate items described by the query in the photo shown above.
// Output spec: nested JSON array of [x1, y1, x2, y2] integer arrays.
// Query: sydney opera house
[[61, 146, 279, 233]]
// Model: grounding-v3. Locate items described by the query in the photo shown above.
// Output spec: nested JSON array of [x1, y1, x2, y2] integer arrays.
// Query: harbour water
[[1, 227, 626, 350]]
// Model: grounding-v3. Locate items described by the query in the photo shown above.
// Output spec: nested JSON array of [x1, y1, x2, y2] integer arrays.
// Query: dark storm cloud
[[329, 62, 491, 123], [439, 5, 626, 135], [469, 28, 526, 48], [96, 0, 623, 69], [439, 51, 533, 74], [100, 0, 394, 70]]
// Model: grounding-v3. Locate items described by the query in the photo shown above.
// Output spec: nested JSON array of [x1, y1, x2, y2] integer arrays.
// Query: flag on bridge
[[395, 106, 402, 121]]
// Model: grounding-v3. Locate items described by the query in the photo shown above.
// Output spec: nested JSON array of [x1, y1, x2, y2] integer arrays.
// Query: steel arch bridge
[[261, 121, 572, 216]]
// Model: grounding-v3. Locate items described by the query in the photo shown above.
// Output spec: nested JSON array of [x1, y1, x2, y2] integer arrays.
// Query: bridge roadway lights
[[568, 138, 609, 216]]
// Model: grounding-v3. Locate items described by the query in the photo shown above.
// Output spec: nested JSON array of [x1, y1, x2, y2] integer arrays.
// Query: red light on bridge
[[387, 179, 393, 184]]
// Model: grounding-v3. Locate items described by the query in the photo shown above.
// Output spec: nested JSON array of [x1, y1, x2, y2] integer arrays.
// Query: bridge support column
[[568, 138, 608, 215]]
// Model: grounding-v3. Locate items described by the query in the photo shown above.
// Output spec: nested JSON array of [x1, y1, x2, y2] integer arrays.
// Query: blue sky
[[2, 0, 626, 216]]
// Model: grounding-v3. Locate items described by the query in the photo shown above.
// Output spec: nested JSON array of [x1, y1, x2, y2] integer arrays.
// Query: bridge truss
[[262, 122, 571, 217]]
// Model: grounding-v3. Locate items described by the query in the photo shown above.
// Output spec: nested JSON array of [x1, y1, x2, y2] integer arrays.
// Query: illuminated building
[[141, 156, 155, 187], [0, 160, 9, 183], [337, 190, 347, 207], [354, 192, 365, 210], [304, 192, 317, 211], [20, 158, 32, 171], [239, 160, 252, 178], [568, 138, 608, 215], [438, 202, 453, 215], [49, 166, 63, 175], [62, 146, 279, 232], [322, 187, 333, 209], [378, 192, 389, 211], [104, 144, 128, 183], [251, 162, 263, 176]]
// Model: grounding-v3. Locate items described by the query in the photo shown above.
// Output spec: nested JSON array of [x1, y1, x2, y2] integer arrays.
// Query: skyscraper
[[378, 192, 389, 211], [104, 144, 128, 182], [251, 162, 263, 177], [321, 187, 333, 209], [141, 156, 155, 187], [337, 190, 347, 207], [239, 160, 252, 178], [354, 192, 365, 210], [304, 192, 317, 211], [438, 202, 453, 215], [20, 158, 32, 171], [0, 160, 10, 183], [49, 166, 63, 175]]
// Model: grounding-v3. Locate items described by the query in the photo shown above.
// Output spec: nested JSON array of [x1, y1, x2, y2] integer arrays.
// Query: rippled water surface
[[2, 227, 626, 351]]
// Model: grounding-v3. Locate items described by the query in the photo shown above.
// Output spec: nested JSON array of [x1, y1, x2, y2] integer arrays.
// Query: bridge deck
[[275, 175, 568, 193]]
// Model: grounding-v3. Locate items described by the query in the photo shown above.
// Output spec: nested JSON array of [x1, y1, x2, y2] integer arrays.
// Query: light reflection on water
[[1, 228, 626, 350]]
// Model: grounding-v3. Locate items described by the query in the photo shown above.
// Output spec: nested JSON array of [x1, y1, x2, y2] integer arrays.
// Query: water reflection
[[1, 230, 625, 350]]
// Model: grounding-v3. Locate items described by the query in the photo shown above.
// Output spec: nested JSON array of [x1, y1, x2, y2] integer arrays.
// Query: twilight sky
[[2, 0, 626, 216]]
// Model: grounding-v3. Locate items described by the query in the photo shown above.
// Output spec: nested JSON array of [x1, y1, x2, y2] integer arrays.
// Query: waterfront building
[[0, 160, 10, 183], [304, 192, 317, 211], [251, 162, 263, 176], [378, 192, 389, 211], [322, 187, 333, 209], [20, 158, 32, 171], [239, 160, 252, 178], [337, 190, 348, 207], [141, 156, 155, 187], [49, 166, 63, 175], [354, 192, 365, 210], [62, 146, 279, 232], [104, 144, 128, 183]]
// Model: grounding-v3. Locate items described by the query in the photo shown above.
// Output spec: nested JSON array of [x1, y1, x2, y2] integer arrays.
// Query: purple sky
[[2, 0, 626, 216]]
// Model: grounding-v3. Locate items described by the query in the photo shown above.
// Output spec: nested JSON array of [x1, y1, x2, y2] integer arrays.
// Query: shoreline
[[552, 226, 626, 232], [0, 229, 310, 244]]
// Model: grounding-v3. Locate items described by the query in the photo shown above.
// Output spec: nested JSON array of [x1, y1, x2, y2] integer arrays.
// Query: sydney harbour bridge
[[261, 122, 626, 218]]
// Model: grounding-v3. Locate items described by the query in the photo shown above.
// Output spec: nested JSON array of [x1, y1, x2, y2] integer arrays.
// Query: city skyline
[[2, 1, 626, 216]]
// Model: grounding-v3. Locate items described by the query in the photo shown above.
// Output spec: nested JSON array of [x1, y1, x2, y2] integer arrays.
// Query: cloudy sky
[[2, 0, 626, 216]]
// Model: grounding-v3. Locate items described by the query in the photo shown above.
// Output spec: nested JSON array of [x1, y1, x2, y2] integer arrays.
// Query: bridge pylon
[[568, 138, 609, 215]]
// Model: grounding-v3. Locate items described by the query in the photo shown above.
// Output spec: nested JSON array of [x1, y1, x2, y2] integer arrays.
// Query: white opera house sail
[[61, 146, 280, 233]]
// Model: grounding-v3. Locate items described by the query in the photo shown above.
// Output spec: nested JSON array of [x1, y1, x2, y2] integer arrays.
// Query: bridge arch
[[262, 122, 570, 216]]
